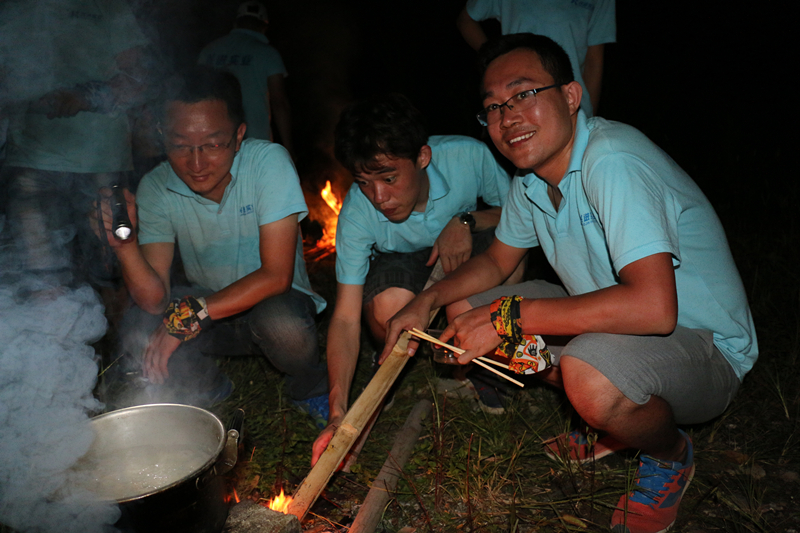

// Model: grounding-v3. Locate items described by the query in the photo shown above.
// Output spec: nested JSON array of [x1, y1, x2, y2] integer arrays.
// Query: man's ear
[[563, 81, 583, 115], [416, 145, 432, 170], [234, 122, 247, 151]]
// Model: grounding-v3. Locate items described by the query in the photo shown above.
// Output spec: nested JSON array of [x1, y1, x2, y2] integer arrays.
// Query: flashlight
[[110, 184, 132, 240]]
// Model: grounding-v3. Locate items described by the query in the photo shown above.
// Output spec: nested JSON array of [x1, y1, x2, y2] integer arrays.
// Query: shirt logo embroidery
[[239, 205, 254, 216], [580, 212, 597, 226]]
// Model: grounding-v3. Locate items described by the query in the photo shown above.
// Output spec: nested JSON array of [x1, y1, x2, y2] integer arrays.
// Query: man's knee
[[365, 287, 416, 328], [560, 355, 631, 430], [249, 291, 316, 345]]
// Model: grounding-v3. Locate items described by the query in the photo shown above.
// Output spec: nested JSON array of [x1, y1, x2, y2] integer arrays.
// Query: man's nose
[[187, 148, 206, 170], [373, 183, 389, 204], [499, 104, 522, 128]]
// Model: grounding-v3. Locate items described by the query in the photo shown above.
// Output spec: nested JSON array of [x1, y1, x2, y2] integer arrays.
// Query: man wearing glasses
[[95, 68, 329, 425], [382, 34, 757, 533]]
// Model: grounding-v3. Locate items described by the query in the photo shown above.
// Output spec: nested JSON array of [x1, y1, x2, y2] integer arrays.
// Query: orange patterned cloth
[[163, 296, 211, 342], [489, 296, 552, 375]]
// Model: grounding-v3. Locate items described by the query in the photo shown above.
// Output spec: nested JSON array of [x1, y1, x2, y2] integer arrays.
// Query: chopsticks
[[409, 328, 524, 388]]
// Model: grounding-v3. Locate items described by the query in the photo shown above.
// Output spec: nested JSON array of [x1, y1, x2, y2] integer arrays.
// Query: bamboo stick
[[349, 399, 432, 533], [286, 261, 445, 521]]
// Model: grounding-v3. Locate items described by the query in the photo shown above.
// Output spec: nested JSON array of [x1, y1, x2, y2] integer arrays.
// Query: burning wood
[[304, 181, 343, 262]]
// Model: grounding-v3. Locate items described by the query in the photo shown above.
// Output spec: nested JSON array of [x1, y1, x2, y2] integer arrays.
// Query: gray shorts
[[363, 227, 495, 304], [468, 280, 740, 424]]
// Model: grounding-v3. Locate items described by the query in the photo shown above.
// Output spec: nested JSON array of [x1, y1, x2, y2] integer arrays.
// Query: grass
[[205, 173, 800, 532]]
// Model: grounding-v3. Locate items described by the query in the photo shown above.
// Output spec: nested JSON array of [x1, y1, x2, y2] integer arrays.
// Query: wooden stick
[[471, 358, 525, 388], [409, 328, 525, 388], [286, 261, 446, 521], [349, 399, 432, 533]]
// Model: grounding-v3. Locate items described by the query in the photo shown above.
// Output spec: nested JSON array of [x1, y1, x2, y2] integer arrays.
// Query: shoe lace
[[629, 456, 680, 506]]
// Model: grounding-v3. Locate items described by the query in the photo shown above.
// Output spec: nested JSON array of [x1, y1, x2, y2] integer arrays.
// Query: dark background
[[133, 0, 789, 205]]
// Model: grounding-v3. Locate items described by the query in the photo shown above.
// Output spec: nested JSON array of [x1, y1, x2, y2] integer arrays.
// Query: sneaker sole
[[543, 435, 624, 464]]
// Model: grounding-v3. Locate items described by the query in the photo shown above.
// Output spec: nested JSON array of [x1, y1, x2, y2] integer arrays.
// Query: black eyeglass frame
[[162, 130, 239, 157], [476, 84, 563, 126]]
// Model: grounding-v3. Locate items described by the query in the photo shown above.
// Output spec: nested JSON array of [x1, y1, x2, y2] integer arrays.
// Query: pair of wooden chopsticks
[[409, 328, 524, 388]]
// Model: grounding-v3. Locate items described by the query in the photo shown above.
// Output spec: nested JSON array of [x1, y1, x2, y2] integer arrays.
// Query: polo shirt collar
[[521, 110, 590, 212]]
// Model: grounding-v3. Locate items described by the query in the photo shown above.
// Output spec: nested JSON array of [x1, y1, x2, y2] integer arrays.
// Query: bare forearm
[[518, 253, 678, 336], [470, 206, 502, 231], [271, 100, 293, 156], [456, 8, 488, 51], [583, 45, 605, 113], [115, 244, 168, 313], [204, 268, 292, 320], [519, 284, 677, 337], [423, 249, 512, 310], [326, 318, 362, 420]]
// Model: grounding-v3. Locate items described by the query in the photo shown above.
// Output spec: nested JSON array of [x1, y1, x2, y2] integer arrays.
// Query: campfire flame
[[267, 488, 292, 514], [304, 180, 343, 261]]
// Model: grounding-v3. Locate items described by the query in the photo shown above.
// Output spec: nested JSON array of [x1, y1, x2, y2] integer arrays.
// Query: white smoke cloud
[[0, 252, 120, 532]]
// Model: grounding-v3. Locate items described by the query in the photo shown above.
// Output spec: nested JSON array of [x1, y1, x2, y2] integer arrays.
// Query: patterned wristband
[[489, 296, 552, 375], [163, 295, 212, 342]]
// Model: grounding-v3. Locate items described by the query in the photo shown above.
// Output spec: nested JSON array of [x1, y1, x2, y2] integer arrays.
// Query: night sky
[[122, 0, 789, 202]]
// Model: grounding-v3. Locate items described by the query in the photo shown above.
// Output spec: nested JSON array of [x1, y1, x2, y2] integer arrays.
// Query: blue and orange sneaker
[[544, 430, 627, 465], [611, 430, 695, 533]]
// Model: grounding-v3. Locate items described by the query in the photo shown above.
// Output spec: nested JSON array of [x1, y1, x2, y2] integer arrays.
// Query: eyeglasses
[[476, 84, 562, 126], [165, 132, 238, 157]]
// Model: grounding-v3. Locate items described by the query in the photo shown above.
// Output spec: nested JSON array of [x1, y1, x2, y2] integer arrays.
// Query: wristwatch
[[457, 211, 476, 231]]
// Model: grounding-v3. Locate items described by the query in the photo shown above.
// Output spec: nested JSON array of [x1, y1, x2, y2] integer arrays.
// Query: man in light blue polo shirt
[[311, 94, 512, 464], [95, 68, 328, 425], [199, 1, 293, 156], [383, 35, 757, 533], [457, 0, 616, 116]]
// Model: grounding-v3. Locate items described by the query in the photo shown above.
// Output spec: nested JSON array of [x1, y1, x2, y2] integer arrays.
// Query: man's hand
[[427, 217, 472, 273], [34, 89, 92, 119], [142, 324, 181, 384], [440, 303, 502, 364], [311, 415, 343, 466], [379, 295, 435, 362], [91, 187, 137, 248]]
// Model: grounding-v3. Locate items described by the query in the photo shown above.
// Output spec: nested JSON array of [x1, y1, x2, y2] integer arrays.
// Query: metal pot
[[74, 404, 242, 533]]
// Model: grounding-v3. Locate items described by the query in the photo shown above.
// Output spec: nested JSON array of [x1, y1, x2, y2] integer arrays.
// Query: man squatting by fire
[[382, 35, 758, 533], [94, 67, 330, 426], [311, 93, 516, 464]]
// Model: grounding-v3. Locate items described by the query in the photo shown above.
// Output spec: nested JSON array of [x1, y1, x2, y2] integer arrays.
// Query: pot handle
[[198, 408, 245, 490], [217, 408, 245, 475]]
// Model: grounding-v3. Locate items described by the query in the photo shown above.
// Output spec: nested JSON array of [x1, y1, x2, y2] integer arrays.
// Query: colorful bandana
[[163, 295, 212, 342], [489, 296, 552, 375]]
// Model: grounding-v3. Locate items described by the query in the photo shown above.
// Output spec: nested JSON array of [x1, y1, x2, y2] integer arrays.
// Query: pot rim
[[89, 403, 226, 503]]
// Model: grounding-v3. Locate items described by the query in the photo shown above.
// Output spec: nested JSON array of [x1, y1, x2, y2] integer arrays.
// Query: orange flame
[[233, 488, 240, 504], [305, 180, 343, 260], [267, 488, 292, 514]]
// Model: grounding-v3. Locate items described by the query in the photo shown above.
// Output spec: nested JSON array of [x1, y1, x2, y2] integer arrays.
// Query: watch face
[[459, 212, 475, 228]]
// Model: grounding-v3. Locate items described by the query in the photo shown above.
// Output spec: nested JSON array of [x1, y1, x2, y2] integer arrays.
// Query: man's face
[[163, 99, 246, 203], [482, 48, 580, 179], [352, 147, 431, 223]]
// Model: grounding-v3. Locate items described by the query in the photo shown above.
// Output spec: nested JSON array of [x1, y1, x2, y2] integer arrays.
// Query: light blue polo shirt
[[3, 0, 147, 172], [466, 0, 616, 117], [136, 139, 325, 313], [335, 135, 511, 285], [199, 29, 287, 141], [496, 111, 758, 380]]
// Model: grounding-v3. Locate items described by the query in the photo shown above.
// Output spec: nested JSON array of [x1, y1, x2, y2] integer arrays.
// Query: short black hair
[[334, 93, 428, 174], [477, 33, 575, 90], [163, 66, 245, 127]]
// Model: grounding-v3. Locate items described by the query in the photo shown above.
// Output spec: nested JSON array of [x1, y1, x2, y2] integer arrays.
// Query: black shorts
[[363, 228, 496, 304]]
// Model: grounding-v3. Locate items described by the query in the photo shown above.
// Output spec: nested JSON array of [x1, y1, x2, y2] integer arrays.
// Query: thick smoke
[[0, 237, 120, 532]]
